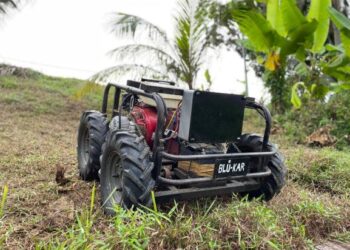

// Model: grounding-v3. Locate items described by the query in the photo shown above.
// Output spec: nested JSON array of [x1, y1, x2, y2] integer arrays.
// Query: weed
[[0, 185, 8, 218]]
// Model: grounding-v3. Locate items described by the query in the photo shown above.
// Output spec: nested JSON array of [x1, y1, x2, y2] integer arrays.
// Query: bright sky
[[0, 0, 266, 99]]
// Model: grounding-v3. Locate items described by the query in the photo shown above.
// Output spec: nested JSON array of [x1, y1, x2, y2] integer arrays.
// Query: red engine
[[130, 105, 158, 146], [131, 104, 180, 154]]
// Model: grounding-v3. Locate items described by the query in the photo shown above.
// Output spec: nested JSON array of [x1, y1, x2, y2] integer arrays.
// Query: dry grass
[[0, 72, 349, 249]]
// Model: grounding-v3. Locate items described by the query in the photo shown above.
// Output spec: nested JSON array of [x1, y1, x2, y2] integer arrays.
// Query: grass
[[36, 187, 349, 249], [0, 66, 349, 249], [286, 147, 350, 195], [0, 185, 9, 218]]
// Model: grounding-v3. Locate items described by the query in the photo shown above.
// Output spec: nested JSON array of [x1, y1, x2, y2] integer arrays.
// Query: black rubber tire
[[109, 115, 131, 131], [77, 111, 108, 181], [100, 127, 155, 214], [228, 134, 287, 201]]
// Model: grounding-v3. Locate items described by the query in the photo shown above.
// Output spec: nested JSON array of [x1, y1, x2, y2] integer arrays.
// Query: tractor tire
[[109, 115, 131, 131], [77, 111, 108, 181], [229, 134, 287, 201], [100, 125, 155, 214]]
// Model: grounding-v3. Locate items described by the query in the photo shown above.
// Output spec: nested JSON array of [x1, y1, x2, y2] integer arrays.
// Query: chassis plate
[[213, 157, 249, 178]]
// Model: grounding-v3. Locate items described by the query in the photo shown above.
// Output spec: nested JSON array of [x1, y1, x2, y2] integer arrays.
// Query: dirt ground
[[0, 88, 96, 248]]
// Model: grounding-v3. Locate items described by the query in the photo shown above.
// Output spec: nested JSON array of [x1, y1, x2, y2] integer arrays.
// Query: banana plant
[[292, 7, 350, 108], [233, 0, 331, 70], [322, 7, 350, 83], [232, 0, 331, 112]]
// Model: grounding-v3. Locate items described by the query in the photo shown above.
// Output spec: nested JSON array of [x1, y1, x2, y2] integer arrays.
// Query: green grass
[[286, 147, 350, 195], [0, 77, 18, 89], [37, 190, 349, 249], [0, 74, 104, 112], [0, 66, 349, 249], [0, 185, 9, 218]]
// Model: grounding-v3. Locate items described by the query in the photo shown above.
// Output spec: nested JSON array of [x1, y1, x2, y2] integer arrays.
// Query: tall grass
[[0, 185, 9, 248]]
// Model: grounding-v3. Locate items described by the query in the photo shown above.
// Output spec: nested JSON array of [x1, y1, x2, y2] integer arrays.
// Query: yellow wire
[[165, 110, 177, 130]]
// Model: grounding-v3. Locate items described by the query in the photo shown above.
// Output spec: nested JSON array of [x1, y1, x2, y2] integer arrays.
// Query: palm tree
[[94, 0, 212, 90]]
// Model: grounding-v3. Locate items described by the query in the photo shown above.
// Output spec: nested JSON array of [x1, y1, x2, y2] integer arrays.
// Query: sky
[[0, 0, 266, 99]]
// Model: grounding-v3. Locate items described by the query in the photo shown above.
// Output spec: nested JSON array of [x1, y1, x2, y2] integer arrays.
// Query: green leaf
[[329, 7, 350, 57], [311, 84, 330, 99], [329, 7, 350, 30], [237, 39, 256, 51], [291, 82, 305, 108], [295, 62, 309, 76], [281, 0, 306, 33], [295, 47, 306, 61], [323, 65, 350, 81], [326, 54, 350, 68], [281, 20, 318, 57], [340, 29, 350, 57], [204, 69, 212, 86], [325, 43, 343, 52], [267, 0, 286, 36], [256, 55, 265, 64], [307, 0, 331, 52], [330, 82, 350, 92], [232, 9, 274, 52], [339, 83, 350, 90]]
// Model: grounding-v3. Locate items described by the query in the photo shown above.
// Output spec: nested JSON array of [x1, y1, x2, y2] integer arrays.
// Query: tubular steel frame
[[102, 81, 275, 201]]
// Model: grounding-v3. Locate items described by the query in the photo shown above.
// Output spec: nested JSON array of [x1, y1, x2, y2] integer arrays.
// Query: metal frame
[[102, 81, 274, 201]]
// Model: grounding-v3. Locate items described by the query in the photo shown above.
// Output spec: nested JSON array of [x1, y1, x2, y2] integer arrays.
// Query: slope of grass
[[0, 68, 349, 249], [286, 147, 350, 195], [0, 74, 104, 110]]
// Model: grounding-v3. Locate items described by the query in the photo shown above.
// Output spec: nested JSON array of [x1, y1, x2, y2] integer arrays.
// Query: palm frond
[[0, 0, 16, 14], [91, 64, 172, 83], [232, 9, 275, 53], [108, 44, 178, 67], [173, 0, 211, 88], [110, 12, 169, 44]]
